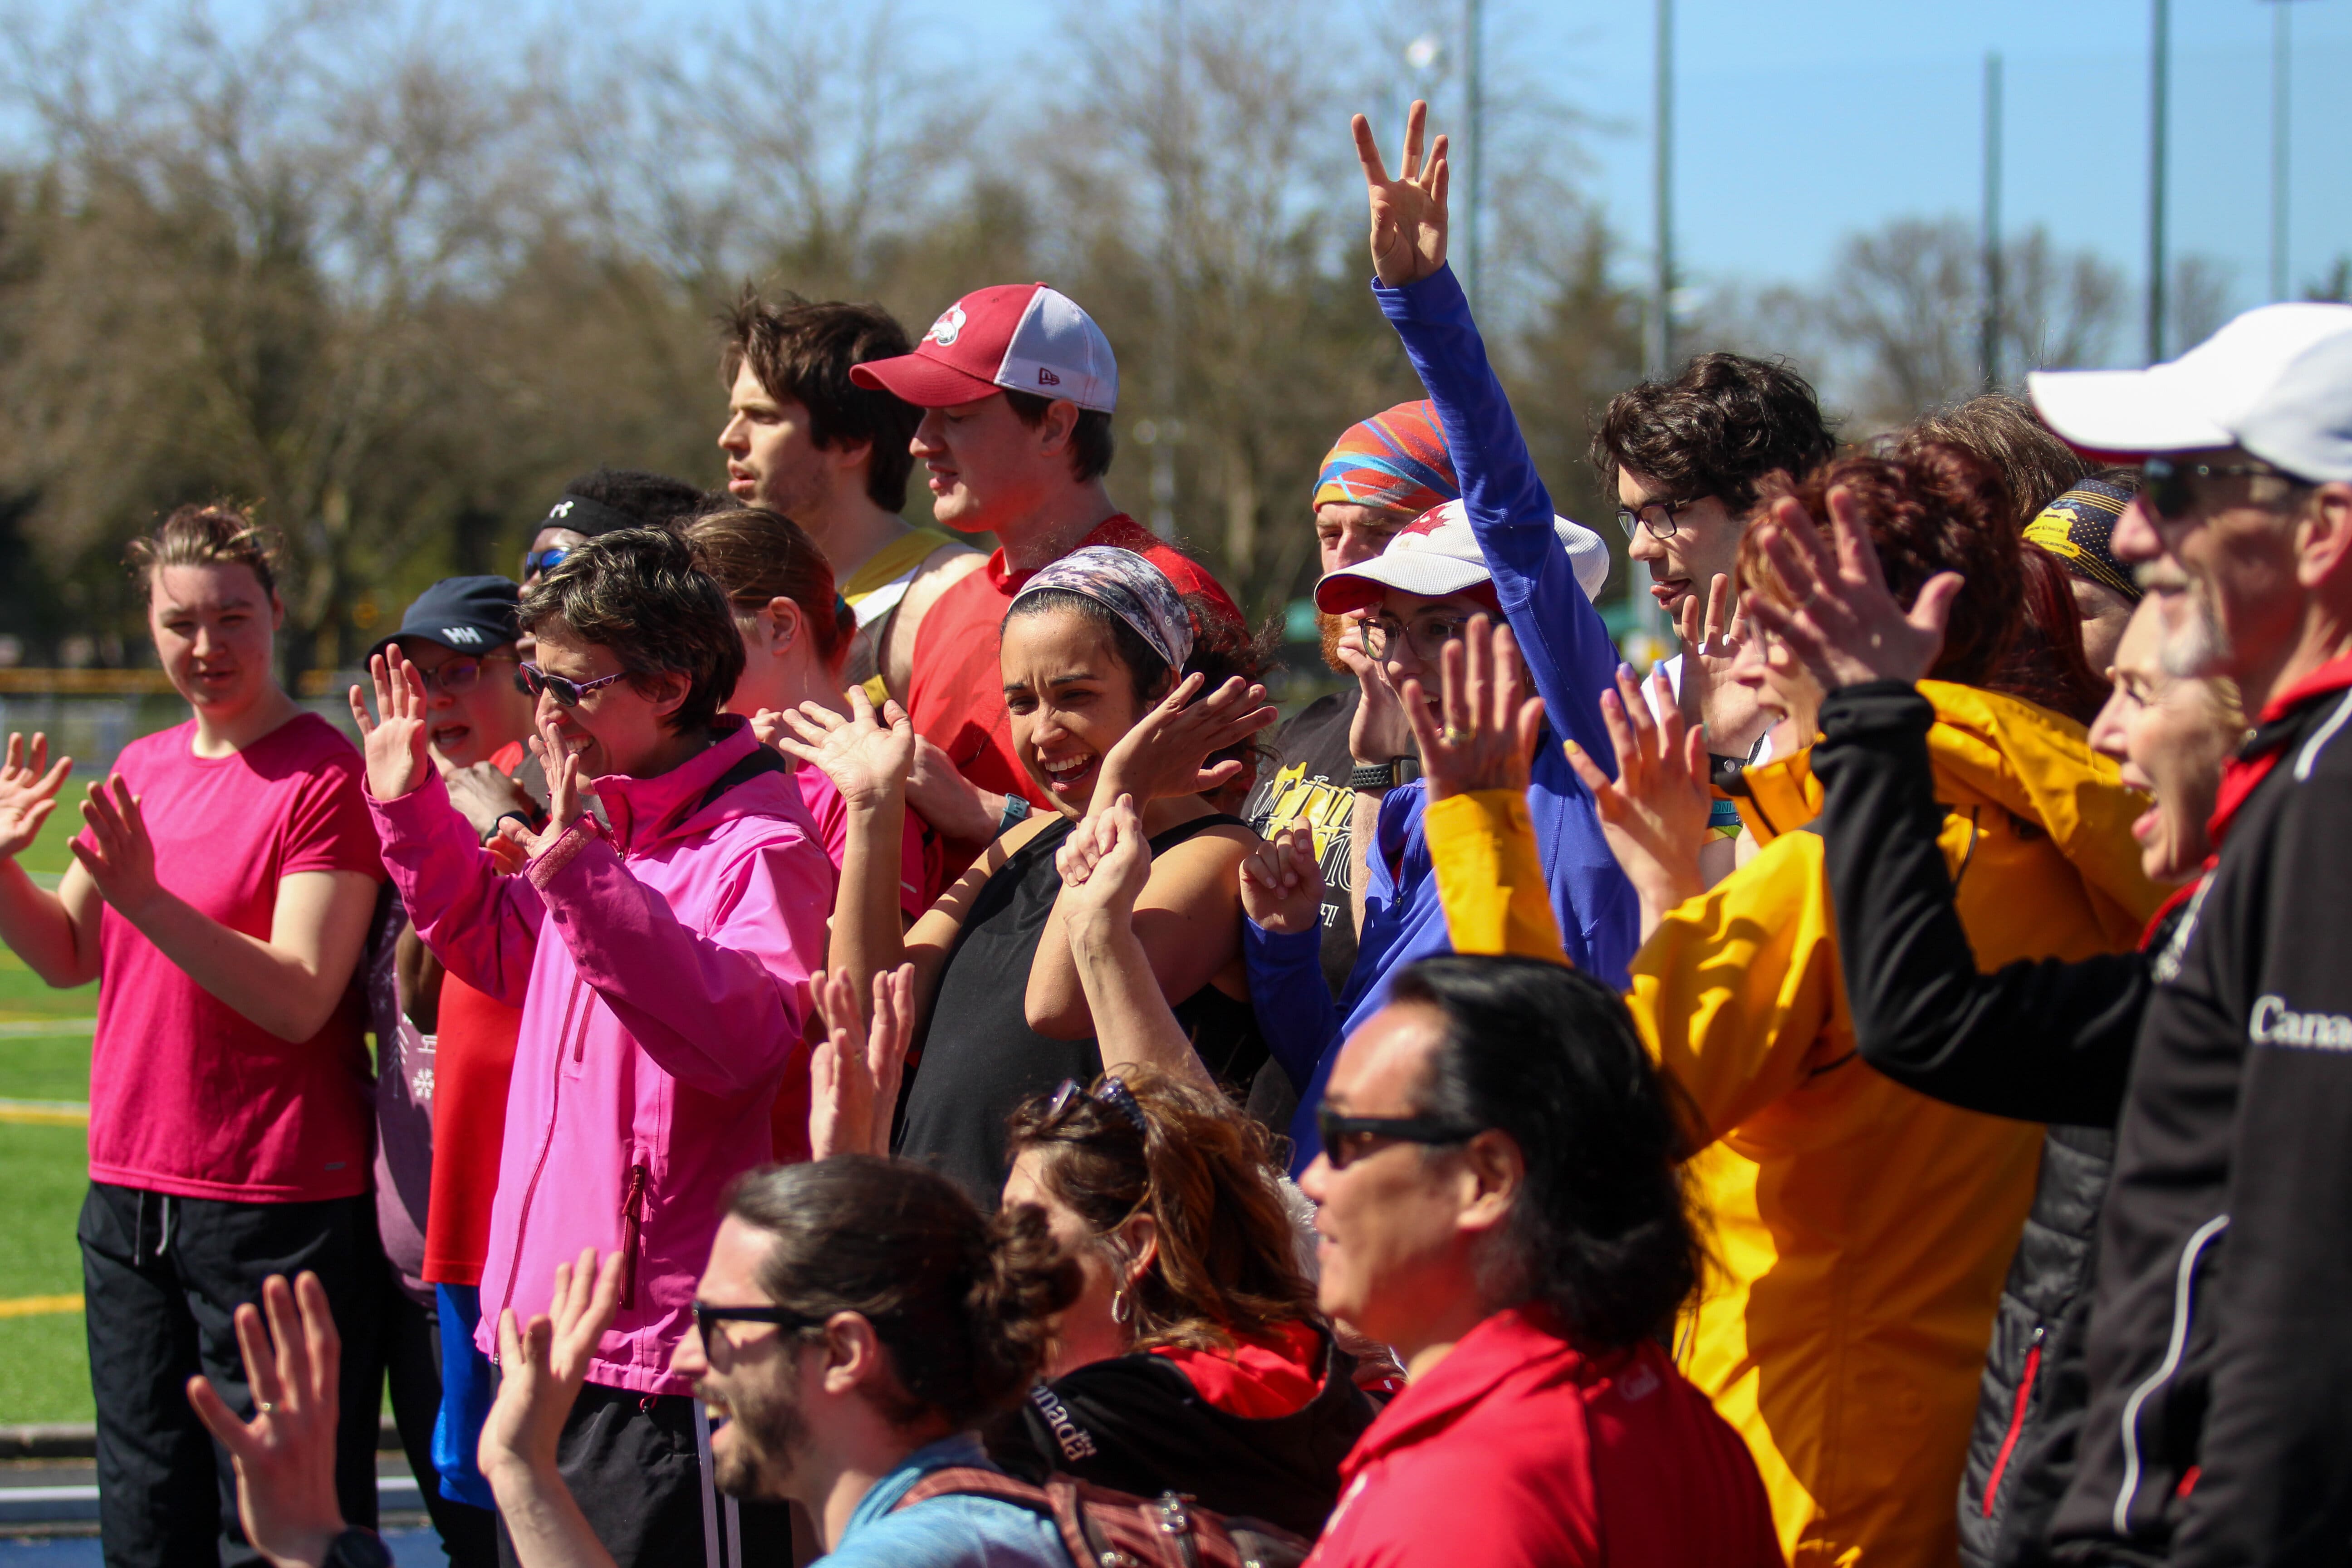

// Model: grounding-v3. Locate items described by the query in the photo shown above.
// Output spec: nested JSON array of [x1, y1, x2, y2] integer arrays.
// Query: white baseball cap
[[850, 283, 1118, 413], [1313, 500, 1611, 613], [2028, 302, 2352, 481]]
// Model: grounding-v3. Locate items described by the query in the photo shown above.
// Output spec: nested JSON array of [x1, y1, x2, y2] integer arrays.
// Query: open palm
[[1352, 99, 1449, 288], [770, 688, 912, 811], [0, 733, 71, 861]]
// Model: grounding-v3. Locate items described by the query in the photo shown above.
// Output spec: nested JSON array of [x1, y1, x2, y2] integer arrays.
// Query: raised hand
[[1674, 573, 1761, 741], [1240, 823, 1325, 936], [1055, 793, 1154, 930], [1400, 617, 1547, 802], [0, 732, 72, 861], [72, 775, 164, 921], [769, 687, 913, 812], [185, 1273, 350, 1568], [1563, 665, 1711, 930], [502, 715, 598, 861], [481, 1250, 622, 1489], [1352, 99, 1449, 289], [348, 649, 431, 803], [1336, 617, 1418, 768], [442, 762, 539, 843], [1744, 486, 1960, 690], [1096, 674, 1277, 807], [809, 963, 915, 1160]]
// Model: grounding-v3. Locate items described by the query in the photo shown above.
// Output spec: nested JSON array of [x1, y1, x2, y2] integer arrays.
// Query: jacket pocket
[[617, 1162, 648, 1310]]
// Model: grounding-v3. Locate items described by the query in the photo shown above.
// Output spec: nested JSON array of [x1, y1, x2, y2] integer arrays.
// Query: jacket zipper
[[617, 1163, 648, 1309], [1982, 1326, 2045, 1515], [496, 975, 590, 1337]]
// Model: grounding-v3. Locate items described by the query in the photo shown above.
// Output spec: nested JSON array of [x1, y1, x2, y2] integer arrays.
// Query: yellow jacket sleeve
[[1424, 790, 1569, 963], [1628, 832, 1846, 1142]]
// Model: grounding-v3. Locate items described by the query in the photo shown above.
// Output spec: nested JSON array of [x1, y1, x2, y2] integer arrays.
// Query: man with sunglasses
[[2026, 302, 2352, 1568], [1298, 953, 1779, 1567]]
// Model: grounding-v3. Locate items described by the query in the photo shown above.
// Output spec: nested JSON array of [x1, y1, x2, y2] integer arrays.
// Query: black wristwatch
[[1348, 756, 1421, 792], [321, 1529, 395, 1568]]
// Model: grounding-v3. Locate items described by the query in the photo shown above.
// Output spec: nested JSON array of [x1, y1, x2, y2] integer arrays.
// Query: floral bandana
[[1012, 545, 1196, 672]]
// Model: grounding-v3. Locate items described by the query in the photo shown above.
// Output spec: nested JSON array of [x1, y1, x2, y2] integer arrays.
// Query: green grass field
[[1, 808, 101, 1422]]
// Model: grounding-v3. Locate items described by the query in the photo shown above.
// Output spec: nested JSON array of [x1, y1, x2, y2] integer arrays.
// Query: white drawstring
[[691, 1401, 722, 1568], [154, 1195, 173, 1260]]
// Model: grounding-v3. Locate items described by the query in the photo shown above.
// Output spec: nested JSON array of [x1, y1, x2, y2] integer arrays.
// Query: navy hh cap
[[368, 576, 522, 664]]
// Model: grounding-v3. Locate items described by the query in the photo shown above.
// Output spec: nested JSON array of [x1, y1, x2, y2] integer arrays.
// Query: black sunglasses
[[2140, 456, 2303, 521], [523, 546, 573, 578], [517, 661, 628, 707], [1315, 1103, 1485, 1169], [691, 1302, 823, 1357]]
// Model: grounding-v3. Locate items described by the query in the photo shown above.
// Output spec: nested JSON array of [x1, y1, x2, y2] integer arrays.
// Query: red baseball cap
[[850, 283, 1119, 413]]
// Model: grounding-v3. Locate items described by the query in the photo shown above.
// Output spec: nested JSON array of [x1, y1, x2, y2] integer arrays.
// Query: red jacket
[[1307, 1307, 1782, 1568]]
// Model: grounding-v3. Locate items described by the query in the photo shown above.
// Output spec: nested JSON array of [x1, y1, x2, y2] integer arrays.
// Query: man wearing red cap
[[850, 284, 1244, 831]]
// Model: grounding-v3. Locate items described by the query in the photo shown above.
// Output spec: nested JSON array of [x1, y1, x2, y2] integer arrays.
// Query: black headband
[[540, 493, 645, 539]]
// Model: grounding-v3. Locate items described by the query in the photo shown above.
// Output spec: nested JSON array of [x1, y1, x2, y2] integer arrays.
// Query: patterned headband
[[2024, 479, 2141, 603], [1012, 546, 1195, 671]]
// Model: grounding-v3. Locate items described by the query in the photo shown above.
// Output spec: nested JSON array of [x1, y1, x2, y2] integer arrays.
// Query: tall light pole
[[1980, 52, 2004, 390], [2146, 0, 2171, 363], [2264, 0, 2312, 302], [1463, 0, 1485, 315], [1648, 0, 1676, 380]]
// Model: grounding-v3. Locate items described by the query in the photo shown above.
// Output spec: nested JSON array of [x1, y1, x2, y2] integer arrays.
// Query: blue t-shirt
[[820, 1434, 1072, 1568]]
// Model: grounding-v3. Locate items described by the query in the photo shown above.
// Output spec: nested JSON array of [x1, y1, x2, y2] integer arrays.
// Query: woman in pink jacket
[[353, 527, 832, 1568]]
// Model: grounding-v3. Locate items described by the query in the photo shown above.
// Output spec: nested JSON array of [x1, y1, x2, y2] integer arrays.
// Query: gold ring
[[255, 1401, 275, 1416], [1442, 726, 1471, 745]]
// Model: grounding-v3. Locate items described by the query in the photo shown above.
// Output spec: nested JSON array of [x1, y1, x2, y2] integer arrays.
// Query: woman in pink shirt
[[0, 504, 389, 1568]]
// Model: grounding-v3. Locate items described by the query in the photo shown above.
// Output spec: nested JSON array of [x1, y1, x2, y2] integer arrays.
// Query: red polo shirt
[[903, 514, 1244, 805]]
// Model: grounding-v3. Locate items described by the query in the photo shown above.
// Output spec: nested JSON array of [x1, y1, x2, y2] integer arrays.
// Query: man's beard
[[705, 1374, 812, 1501], [1318, 611, 1349, 674], [2160, 581, 2230, 680]]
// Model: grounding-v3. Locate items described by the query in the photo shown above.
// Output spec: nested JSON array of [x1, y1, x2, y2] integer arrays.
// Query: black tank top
[[895, 812, 1265, 1206]]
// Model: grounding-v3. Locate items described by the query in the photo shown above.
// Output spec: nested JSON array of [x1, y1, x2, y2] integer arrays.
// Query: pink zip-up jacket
[[369, 720, 833, 1396]]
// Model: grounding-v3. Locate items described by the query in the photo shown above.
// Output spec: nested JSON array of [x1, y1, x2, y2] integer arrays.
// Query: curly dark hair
[[1003, 1066, 1317, 1355], [1590, 352, 1838, 511], [1743, 441, 2026, 690], [554, 467, 712, 534], [1388, 956, 1704, 1351], [725, 1157, 1081, 1431], [719, 291, 922, 513], [518, 527, 746, 736]]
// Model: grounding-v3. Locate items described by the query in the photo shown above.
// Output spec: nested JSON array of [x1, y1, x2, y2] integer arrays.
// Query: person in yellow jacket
[[1382, 447, 2163, 1568]]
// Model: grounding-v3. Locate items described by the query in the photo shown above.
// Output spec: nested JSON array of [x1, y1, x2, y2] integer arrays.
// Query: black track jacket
[[2050, 657, 2352, 1566]]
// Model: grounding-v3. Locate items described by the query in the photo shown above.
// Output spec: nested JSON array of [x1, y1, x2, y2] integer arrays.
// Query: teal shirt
[[819, 1433, 1072, 1568]]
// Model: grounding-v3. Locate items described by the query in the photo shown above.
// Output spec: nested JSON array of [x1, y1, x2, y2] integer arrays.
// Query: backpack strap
[[890, 1469, 1099, 1566], [693, 743, 793, 817]]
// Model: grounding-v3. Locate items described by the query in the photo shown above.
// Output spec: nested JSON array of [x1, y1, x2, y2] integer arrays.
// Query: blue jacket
[[1253, 265, 1639, 1171]]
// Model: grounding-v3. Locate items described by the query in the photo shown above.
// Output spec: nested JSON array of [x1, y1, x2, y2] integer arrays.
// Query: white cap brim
[[2026, 367, 2237, 459], [1313, 554, 1494, 613]]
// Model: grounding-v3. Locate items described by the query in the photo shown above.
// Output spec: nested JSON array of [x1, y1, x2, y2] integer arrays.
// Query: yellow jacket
[[1426, 682, 2161, 1568]]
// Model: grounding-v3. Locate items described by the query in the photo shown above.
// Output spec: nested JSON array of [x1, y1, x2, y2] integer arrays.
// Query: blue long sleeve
[[1243, 919, 1337, 1095], [1374, 265, 1621, 771]]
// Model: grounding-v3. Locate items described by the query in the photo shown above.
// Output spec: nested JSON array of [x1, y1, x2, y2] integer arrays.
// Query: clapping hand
[[1352, 99, 1449, 289], [349, 650, 431, 804], [481, 1250, 623, 1490], [72, 775, 165, 921], [809, 963, 915, 1160], [1744, 486, 1960, 690], [1334, 617, 1417, 769], [1674, 574, 1756, 733], [185, 1273, 350, 1568], [1097, 673, 1277, 805], [502, 716, 598, 861], [1563, 665, 1711, 926], [1055, 793, 1154, 931], [1399, 617, 1546, 802], [1240, 824, 1325, 936], [0, 732, 72, 861], [769, 687, 914, 813]]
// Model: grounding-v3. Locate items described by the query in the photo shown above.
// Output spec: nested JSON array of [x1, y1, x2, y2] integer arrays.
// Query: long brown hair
[[681, 506, 857, 672], [1004, 1067, 1316, 1354]]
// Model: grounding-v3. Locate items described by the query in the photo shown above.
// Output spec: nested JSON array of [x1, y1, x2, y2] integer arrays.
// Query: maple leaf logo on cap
[[926, 305, 966, 348]]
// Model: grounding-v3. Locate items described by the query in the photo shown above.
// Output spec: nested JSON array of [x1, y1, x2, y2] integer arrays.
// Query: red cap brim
[[850, 352, 1004, 409]]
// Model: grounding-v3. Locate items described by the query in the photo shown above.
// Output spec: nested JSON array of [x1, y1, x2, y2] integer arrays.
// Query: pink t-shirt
[[794, 763, 944, 924], [81, 712, 385, 1202]]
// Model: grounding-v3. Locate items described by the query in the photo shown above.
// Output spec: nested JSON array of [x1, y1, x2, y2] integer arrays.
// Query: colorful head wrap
[[2024, 479, 2141, 603], [1313, 400, 1461, 519], [1011, 546, 1195, 671]]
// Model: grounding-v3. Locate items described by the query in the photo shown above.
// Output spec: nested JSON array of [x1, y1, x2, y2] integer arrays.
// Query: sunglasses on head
[[2140, 455, 2302, 521], [1043, 1076, 1150, 1135], [1314, 1103, 1485, 1170], [517, 661, 628, 707], [523, 546, 573, 578]]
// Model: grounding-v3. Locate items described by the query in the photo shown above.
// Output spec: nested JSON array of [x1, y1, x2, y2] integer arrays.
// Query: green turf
[[1, 809, 102, 1033], [0, 1120, 93, 1422]]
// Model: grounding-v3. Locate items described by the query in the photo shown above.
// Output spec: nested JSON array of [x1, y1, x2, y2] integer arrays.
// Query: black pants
[[490, 1382, 806, 1568], [377, 1274, 498, 1568], [79, 1182, 384, 1568]]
